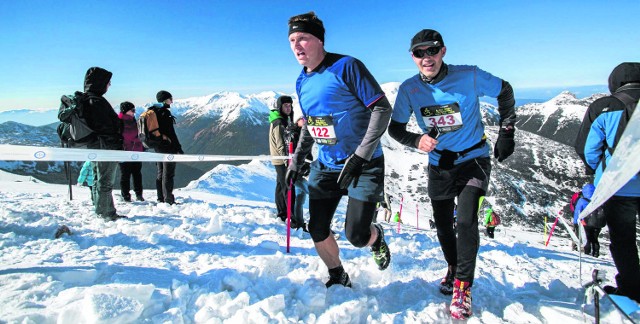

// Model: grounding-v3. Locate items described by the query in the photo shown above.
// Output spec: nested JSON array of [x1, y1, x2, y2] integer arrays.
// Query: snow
[[0, 163, 634, 323]]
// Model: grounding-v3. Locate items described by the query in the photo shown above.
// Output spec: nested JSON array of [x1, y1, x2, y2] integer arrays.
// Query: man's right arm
[[387, 120, 422, 148]]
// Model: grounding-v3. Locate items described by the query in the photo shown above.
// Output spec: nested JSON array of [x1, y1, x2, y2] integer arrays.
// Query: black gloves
[[285, 168, 298, 185], [337, 154, 366, 189], [494, 126, 515, 162]]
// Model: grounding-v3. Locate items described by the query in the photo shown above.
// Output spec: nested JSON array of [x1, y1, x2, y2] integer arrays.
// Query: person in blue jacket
[[388, 29, 516, 319], [285, 11, 392, 288], [77, 160, 95, 203], [572, 183, 601, 257], [576, 62, 640, 302]]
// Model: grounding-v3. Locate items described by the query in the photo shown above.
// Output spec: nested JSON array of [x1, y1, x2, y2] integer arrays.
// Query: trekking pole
[[286, 141, 293, 253]]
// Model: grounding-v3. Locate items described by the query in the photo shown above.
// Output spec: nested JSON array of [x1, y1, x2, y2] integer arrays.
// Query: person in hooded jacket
[[573, 183, 601, 257], [269, 95, 296, 225], [575, 62, 640, 302], [148, 90, 183, 205], [118, 101, 144, 202], [81, 66, 124, 221]]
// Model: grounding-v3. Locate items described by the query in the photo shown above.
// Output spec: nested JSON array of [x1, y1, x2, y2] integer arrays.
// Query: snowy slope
[[0, 166, 631, 323]]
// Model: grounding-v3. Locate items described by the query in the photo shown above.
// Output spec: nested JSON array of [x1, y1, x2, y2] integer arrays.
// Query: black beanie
[[156, 90, 173, 103], [120, 101, 135, 113], [276, 95, 293, 111]]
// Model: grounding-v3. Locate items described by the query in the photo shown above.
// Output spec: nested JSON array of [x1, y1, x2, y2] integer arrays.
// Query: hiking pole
[[286, 141, 294, 253]]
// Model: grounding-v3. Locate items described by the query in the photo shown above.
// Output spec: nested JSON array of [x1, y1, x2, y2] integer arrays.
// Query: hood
[[84, 67, 113, 95], [269, 110, 283, 123], [608, 62, 640, 93], [581, 183, 596, 199]]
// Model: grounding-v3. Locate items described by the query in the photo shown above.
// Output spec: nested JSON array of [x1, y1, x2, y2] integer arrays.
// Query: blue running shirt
[[296, 53, 385, 169], [392, 65, 502, 166]]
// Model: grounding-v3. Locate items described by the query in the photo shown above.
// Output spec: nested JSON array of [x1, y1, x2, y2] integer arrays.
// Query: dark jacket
[[152, 104, 183, 154], [576, 62, 640, 196], [82, 67, 123, 150]]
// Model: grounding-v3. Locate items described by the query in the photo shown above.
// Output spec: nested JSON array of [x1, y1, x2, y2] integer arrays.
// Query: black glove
[[337, 154, 366, 189], [494, 126, 515, 162], [285, 168, 298, 185]]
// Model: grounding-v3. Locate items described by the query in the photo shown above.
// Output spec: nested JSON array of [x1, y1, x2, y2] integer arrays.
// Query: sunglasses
[[412, 47, 441, 58]]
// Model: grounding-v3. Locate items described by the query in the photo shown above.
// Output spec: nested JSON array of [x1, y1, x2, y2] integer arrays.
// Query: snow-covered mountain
[[516, 91, 606, 145], [0, 86, 596, 213]]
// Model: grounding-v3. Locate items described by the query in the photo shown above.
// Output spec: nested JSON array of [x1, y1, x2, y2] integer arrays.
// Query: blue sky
[[0, 0, 638, 111]]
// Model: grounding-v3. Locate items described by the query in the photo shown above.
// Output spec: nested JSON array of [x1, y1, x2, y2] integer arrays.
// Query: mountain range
[[0, 84, 599, 229]]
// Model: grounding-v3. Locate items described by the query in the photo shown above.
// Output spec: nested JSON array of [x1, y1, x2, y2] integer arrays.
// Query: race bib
[[419, 103, 463, 133], [307, 115, 337, 145]]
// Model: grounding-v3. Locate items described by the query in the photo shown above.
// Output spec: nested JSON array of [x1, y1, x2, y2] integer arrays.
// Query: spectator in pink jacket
[[118, 102, 144, 202]]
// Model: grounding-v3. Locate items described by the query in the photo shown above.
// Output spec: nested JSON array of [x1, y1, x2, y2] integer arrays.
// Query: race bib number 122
[[306, 115, 337, 145]]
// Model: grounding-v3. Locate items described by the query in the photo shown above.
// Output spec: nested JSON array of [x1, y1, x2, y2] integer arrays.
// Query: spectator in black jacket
[[82, 66, 125, 221], [151, 90, 183, 205]]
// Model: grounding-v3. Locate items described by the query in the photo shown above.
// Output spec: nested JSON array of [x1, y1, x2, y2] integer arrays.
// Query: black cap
[[120, 101, 135, 113], [410, 29, 444, 51], [156, 90, 173, 103]]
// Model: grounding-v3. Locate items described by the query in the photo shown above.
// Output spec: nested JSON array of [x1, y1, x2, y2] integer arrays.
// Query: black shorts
[[308, 155, 385, 203], [428, 157, 491, 200]]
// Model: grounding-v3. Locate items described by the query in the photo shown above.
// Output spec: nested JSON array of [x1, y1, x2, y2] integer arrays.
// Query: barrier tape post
[[397, 195, 404, 234], [416, 204, 419, 230], [545, 215, 560, 247]]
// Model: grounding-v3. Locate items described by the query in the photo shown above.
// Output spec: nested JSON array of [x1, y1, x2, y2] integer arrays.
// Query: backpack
[[56, 91, 97, 147], [574, 90, 638, 173], [570, 191, 582, 212], [488, 211, 501, 226], [581, 197, 607, 228], [137, 108, 164, 149]]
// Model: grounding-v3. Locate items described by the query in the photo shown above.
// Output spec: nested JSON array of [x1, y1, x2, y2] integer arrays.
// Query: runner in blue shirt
[[285, 11, 392, 288], [388, 29, 516, 319]]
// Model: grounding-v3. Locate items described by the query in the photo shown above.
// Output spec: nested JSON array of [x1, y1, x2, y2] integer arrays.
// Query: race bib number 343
[[307, 115, 337, 145], [419, 102, 463, 133]]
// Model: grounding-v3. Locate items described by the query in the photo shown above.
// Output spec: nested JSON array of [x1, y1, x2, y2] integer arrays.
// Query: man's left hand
[[494, 126, 515, 162]]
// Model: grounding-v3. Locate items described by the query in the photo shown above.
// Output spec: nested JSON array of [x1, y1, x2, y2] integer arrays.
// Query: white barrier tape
[[0, 144, 289, 162]]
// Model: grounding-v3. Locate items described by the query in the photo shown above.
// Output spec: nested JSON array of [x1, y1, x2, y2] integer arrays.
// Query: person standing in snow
[[269, 95, 297, 227], [572, 183, 602, 257], [388, 29, 517, 319], [483, 207, 497, 239], [575, 62, 640, 302], [77, 160, 95, 203], [285, 11, 392, 288], [118, 102, 144, 202], [82, 67, 125, 221], [287, 116, 311, 230], [150, 90, 183, 205]]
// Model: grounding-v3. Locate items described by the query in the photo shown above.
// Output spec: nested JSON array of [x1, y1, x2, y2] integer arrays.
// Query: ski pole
[[545, 215, 560, 247], [286, 141, 293, 253]]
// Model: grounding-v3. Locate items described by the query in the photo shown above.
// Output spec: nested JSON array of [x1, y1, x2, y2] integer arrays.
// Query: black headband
[[289, 21, 324, 43]]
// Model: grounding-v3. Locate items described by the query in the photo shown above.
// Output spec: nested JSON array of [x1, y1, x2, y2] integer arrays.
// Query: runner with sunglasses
[[388, 29, 517, 319]]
